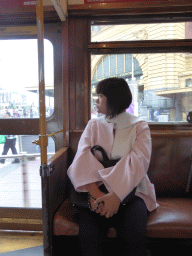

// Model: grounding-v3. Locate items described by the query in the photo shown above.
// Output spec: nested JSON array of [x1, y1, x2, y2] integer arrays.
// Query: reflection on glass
[[0, 135, 55, 208], [0, 39, 54, 119], [91, 22, 192, 42], [91, 52, 192, 122]]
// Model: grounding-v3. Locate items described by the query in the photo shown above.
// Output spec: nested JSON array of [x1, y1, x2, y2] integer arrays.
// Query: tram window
[[0, 135, 55, 208], [91, 52, 192, 122], [91, 22, 191, 42], [0, 39, 54, 119]]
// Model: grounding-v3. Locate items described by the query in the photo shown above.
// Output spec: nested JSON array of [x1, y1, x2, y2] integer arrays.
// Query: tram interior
[[1, 0, 192, 255]]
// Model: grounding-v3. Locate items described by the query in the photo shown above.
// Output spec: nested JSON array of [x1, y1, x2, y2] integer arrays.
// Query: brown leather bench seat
[[52, 133, 192, 241], [53, 197, 192, 239], [147, 198, 192, 239]]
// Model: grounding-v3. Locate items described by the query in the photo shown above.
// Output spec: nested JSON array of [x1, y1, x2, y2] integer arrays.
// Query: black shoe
[[12, 159, 20, 164]]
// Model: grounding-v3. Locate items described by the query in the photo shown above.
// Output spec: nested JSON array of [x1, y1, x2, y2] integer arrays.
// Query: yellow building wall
[[91, 22, 191, 93]]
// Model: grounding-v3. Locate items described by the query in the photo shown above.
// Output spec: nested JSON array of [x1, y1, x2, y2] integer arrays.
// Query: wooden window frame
[[88, 17, 192, 127], [68, 1, 192, 17]]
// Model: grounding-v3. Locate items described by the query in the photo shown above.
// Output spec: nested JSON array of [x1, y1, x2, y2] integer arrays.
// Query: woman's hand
[[89, 192, 105, 212], [94, 192, 121, 218], [86, 182, 105, 212]]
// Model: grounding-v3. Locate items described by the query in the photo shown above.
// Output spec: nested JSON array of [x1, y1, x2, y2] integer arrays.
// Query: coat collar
[[98, 111, 142, 129]]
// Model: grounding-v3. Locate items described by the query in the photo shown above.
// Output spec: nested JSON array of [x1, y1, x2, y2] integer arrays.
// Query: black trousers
[[1, 138, 18, 163], [78, 196, 148, 256]]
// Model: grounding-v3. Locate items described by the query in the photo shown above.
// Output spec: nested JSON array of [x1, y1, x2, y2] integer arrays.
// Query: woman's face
[[96, 94, 108, 115]]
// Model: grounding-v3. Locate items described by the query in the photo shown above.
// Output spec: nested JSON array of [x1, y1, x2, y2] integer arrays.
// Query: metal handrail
[[0, 153, 53, 159]]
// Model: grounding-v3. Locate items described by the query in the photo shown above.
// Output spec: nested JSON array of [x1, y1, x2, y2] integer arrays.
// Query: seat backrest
[[148, 135, 192, 198], [48, 148, 69, 230], [68, 130, 192, 198]]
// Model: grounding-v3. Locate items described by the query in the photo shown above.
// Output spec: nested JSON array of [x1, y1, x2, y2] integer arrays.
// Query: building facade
[[91, 22, 192, 122]]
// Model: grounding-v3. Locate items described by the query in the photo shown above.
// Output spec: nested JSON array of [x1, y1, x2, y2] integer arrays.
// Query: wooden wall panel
[[0, 207, 42, 231], [75, 19, 86, 130], [75, 19, 89, 129], [0, 6, 59, 25], [0, 119, 39, 135], [63, 20, 70, 146], [68, 18, 90, 131], [68, 0, 192, 16], [48, 147, 69, 233], [69, 18, 77, 131]]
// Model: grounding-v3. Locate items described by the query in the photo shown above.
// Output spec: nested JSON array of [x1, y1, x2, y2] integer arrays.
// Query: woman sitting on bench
[[67, 77, 158, 256]]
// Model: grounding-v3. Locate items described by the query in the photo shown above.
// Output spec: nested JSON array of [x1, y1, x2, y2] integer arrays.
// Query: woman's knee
[[78, 209, 107, 238], [117, 197, 148, 239]]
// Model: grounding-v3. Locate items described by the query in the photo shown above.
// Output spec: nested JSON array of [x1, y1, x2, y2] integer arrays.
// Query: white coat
[[67, 112, 158, 212]]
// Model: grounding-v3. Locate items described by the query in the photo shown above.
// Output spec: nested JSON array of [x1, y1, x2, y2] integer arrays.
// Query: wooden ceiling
[[0, 6, 60, 25], [0, 0, 192, 25]]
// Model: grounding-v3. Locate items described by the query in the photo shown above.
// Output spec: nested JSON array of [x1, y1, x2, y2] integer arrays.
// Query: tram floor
[[148, 238, 192, 256], [1, 232, 191, 256], [0, 231, 43, 255], [53, 235, 192, 256]]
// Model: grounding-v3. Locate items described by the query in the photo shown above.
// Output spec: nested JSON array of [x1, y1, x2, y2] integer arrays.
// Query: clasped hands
[[90, 192, 121, 218]]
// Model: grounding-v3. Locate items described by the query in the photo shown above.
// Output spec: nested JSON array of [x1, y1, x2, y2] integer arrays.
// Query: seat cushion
[[53, 198, 192, 239], [53, 199, 117, 237], [146, 198, 192, 238], [53, 199, 79, 236]]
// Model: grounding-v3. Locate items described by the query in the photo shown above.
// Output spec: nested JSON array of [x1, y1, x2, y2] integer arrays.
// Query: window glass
[[0, 39, 54, 118], [186, 78, 192, 87], [91, 52, 192, 122], [91, 22, 192, 42], [0, 135, 55, 208]]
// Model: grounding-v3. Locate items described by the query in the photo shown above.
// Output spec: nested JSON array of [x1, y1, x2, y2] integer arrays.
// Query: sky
[[0, 39, 54, 92]]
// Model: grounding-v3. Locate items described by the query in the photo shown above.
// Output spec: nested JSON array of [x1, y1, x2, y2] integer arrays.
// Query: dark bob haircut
[[96, 77, 132, 118]]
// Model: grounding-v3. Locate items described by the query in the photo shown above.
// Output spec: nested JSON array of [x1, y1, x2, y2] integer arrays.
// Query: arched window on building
[[92, 54, 142, 84], [91, 54, 143, 118]]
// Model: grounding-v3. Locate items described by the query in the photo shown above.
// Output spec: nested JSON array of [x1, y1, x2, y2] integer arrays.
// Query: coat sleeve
[[67, 119, 104, 192], [98, 121, 152, 202]]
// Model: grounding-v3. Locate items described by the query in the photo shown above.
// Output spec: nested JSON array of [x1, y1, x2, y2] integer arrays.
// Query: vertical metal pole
[[36, 0, 47, 161], [36, 1, 50, 256]]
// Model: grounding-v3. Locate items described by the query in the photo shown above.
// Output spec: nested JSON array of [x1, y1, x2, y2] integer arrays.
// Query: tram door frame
[[0, 21, 63, 230]]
